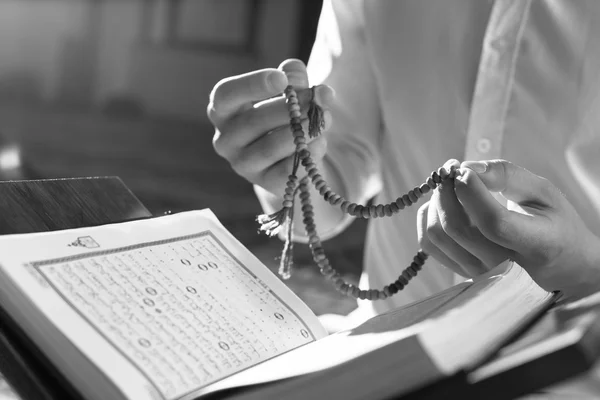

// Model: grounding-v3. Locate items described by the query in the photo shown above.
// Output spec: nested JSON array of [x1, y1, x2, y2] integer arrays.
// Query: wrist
[[571, 233, 600, 299]]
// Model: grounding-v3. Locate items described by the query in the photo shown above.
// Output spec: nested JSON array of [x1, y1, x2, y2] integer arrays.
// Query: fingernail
[[267, 71, 286, 92], [462, 161, 488, 174]]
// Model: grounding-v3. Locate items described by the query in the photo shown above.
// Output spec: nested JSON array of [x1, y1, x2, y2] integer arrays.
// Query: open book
[[0, 210, 564, 399]]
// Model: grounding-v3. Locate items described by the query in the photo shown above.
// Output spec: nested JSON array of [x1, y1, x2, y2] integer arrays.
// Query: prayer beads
[[257, 85, 458, 300]]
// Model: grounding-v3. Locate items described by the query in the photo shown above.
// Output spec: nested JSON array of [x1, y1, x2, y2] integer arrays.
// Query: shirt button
[[476, 138, 491, 154]]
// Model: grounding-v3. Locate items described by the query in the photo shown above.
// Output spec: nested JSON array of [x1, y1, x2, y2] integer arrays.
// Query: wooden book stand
[[0, 177, 152, 400]]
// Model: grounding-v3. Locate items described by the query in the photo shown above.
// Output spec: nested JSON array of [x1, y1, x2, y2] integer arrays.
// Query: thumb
[[460, 159, 560, 209], [453, 166, 541, 252]]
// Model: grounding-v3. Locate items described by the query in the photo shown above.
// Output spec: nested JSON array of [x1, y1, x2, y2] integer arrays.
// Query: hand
[[417, 159, 600, 298], [207, 59, 335, 195]]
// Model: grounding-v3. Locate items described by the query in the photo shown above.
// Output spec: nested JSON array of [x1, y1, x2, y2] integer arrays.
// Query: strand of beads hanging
[[298, 175, 429, 300], [256, 84, 458, 299]]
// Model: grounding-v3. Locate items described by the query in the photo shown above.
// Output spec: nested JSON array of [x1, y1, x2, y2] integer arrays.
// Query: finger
[[454, 167, 543, 251], [208, 69, 288, 123], [216, 86, 334, 152], [233, 116, 331, 176], [279, 59, 310, 89], [461, 159, 560, 209], [427, 189, 487, 278], [417, 202, 470, 278], [442, 158, 461, 173], [436, 175, 511, 269], [257, 137, 328, 194]]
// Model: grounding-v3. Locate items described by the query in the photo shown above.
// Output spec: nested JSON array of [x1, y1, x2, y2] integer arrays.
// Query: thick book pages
[[202, 261, 556, 400], [0, 208, 563, 400], [0, 210, 327, 400]]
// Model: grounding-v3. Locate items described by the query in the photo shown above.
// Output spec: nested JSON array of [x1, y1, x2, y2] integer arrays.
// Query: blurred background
[[0, 0, 366, 317]]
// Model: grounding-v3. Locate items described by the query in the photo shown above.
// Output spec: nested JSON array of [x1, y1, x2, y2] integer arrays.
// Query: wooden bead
[[379, 291, 388, 299], [302, 158, 314, 167], [290, 110, 301, 119], [282, 200, 293, 208], [313, 253, 326, 262], [394, 281, 404, 291], [376, 204, 385, 217], [308, 236, 320, 245], [359, 290, 367, 300], [314, 180, 326, 190], [340, 283, 349, 295], [296, 143, 308, 152], [347, 203, 357, 215], [395, 197, 406, 209], [283, 193, 293, 202], [414, 254, 425, 265], [398, 276, 409, 285], [288, 103, 301, 112], [341, 200, 350, 213], [294, 136, 306, 145], [319, 186, 330, 196], [288, 174, 298, 183], [365, 290, 373, 300], [427, 177, 436, 189], [370, 289, 379, 300], [419, 183, 431, 194], [408, 191, 418, 203], [406, 267, 417, 277], [369, 205, 378, 218], [284, 187, 295, 196], [307, 167, 318, 177], [354, 205, 364, 216], [402, 194, 412, 206], [351, 286, 360, 298], [389, 284, 399, 294], [361, 207, 371, 219], [383, 286, 391, 297], [313, 247, 325, 256], [286, 96, 298, 105], [298, 149, 310, 159], [317, 259, 332, 275], [390, 202, 400, 213], [334, 279, 344, 289], [301, 203, 313, 212], [383, 204, 393, 216], [432, 171, 441, 184], [413, 187, 423, 198]]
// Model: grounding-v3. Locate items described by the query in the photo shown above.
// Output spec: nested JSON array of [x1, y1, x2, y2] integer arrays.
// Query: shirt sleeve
[[306, 0, 383, 238]]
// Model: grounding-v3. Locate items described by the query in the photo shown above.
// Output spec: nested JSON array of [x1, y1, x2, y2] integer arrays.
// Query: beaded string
[[257, 85, 458, 300]]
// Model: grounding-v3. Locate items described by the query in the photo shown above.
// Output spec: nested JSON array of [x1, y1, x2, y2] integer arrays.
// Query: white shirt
[[307, 0, 600, 316]]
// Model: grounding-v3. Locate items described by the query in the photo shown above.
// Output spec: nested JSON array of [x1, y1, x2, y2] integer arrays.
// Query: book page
[[0, 210, 326, 400], [419, 261, 555, 374], [193, 280, 473, 398]]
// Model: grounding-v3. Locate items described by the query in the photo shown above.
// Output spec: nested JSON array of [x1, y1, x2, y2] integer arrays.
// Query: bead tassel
[[257, 85, 456, 298], [307, 86, 325, 138]]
